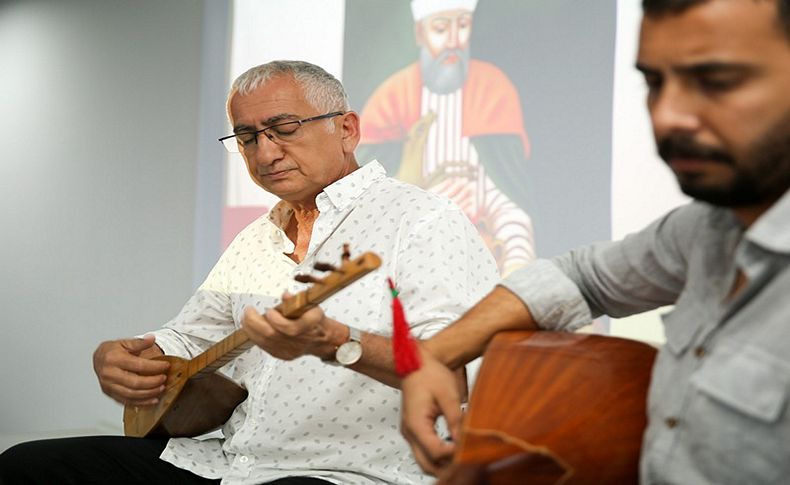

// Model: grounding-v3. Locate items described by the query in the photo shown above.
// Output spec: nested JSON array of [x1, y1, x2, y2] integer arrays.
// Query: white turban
[[410, 0, 478, 21]]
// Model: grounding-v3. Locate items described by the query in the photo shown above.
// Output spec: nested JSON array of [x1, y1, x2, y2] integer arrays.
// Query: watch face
[[336, 341, 363, 366]]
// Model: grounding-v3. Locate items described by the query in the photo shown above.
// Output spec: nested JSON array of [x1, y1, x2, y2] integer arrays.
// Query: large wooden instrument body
[[440, 331, 658, 484]]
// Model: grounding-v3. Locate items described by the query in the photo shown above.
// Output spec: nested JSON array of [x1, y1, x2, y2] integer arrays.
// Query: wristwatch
[[332, 326, 363, 366]]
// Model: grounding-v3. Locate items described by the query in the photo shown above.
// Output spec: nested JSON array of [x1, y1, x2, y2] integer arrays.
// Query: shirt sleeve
[[393, 202, 499, 388], [395, 203, 499, 339], [499, 259, 593, 332], [501, 203, 705, 330]]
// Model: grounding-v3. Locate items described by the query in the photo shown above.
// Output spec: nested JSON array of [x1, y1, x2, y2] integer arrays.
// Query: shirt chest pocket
[[692, 344, 790, 421], [687, 342, 790, 483]]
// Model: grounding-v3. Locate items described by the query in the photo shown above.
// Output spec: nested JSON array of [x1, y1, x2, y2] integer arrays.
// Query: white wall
[[0, 0, 215, 451]]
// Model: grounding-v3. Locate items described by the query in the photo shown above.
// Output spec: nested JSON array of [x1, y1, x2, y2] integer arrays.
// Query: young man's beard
[[419, 46, 470, 94], [658, 114, 790, 208]]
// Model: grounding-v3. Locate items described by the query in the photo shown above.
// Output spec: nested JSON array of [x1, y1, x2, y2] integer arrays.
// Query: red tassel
[[388, 278, 421, 377]]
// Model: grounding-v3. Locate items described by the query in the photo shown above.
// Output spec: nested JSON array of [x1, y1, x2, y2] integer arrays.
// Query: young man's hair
[[642, 0, 790, 40]]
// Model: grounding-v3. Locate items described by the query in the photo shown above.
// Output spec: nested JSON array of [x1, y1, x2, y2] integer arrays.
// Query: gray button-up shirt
[[501, 188, 790, 484]]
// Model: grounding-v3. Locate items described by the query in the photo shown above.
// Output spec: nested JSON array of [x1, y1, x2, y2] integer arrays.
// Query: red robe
[[360, 59, 530, 158]]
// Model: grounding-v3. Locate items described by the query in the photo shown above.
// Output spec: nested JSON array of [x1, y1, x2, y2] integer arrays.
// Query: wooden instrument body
[[439, 330, 658, 484], [123, 251, 381, 438], [123, 355, 248, 438]]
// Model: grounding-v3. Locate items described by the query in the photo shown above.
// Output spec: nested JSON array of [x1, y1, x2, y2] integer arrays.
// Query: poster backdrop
[[221, 0, 689, 341]]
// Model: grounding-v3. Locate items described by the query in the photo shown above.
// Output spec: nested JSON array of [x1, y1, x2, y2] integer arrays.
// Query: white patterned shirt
[[149, 161, 498, 484]]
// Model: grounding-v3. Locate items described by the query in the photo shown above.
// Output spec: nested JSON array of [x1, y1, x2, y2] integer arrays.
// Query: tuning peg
[[313, 262, 338, 272], [294, 274, 323, 284], [342, 243, 351, 261]]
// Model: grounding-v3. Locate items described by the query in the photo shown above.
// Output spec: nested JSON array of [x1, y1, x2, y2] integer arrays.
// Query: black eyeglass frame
[[218, 111, 345, 150]]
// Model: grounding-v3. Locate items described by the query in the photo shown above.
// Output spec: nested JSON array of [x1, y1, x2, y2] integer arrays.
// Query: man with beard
[[400, 0, 790, 483], [358, 0, 535, 276]]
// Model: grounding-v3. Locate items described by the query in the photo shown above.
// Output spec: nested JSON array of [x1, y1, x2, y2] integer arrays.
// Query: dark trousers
[[0, 436, 332, 485]]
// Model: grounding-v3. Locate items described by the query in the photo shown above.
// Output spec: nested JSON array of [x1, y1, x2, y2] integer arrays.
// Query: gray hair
[[229, 60, 350, 114]]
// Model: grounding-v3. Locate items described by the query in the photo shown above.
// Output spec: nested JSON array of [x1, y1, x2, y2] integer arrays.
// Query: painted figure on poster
[[359, 0, 535, 274]]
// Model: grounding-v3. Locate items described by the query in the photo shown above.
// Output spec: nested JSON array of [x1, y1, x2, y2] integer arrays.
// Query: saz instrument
[[124, 249, 382, 438], [439, 330, 658, 485]]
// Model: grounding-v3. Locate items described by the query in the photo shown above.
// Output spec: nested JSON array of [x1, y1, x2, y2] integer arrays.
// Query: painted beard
[[658, 115, 790, 207], [419, 46, 470, 94]]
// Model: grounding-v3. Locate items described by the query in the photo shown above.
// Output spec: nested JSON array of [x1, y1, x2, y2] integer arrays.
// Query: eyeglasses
[[218, 111, 345, 153]]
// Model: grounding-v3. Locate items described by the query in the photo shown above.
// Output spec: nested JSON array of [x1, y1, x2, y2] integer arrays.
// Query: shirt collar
[[266, 160, 387, 228], [317, 160, 387, 212], [746, 187, 790, 254], [267, 200, 293, 231]]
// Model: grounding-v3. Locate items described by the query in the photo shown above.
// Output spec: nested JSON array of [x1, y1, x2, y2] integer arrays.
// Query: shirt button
[[239, 455, 249, 463], [665, 417, 679, 429], [694, 346, 706, 358]]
